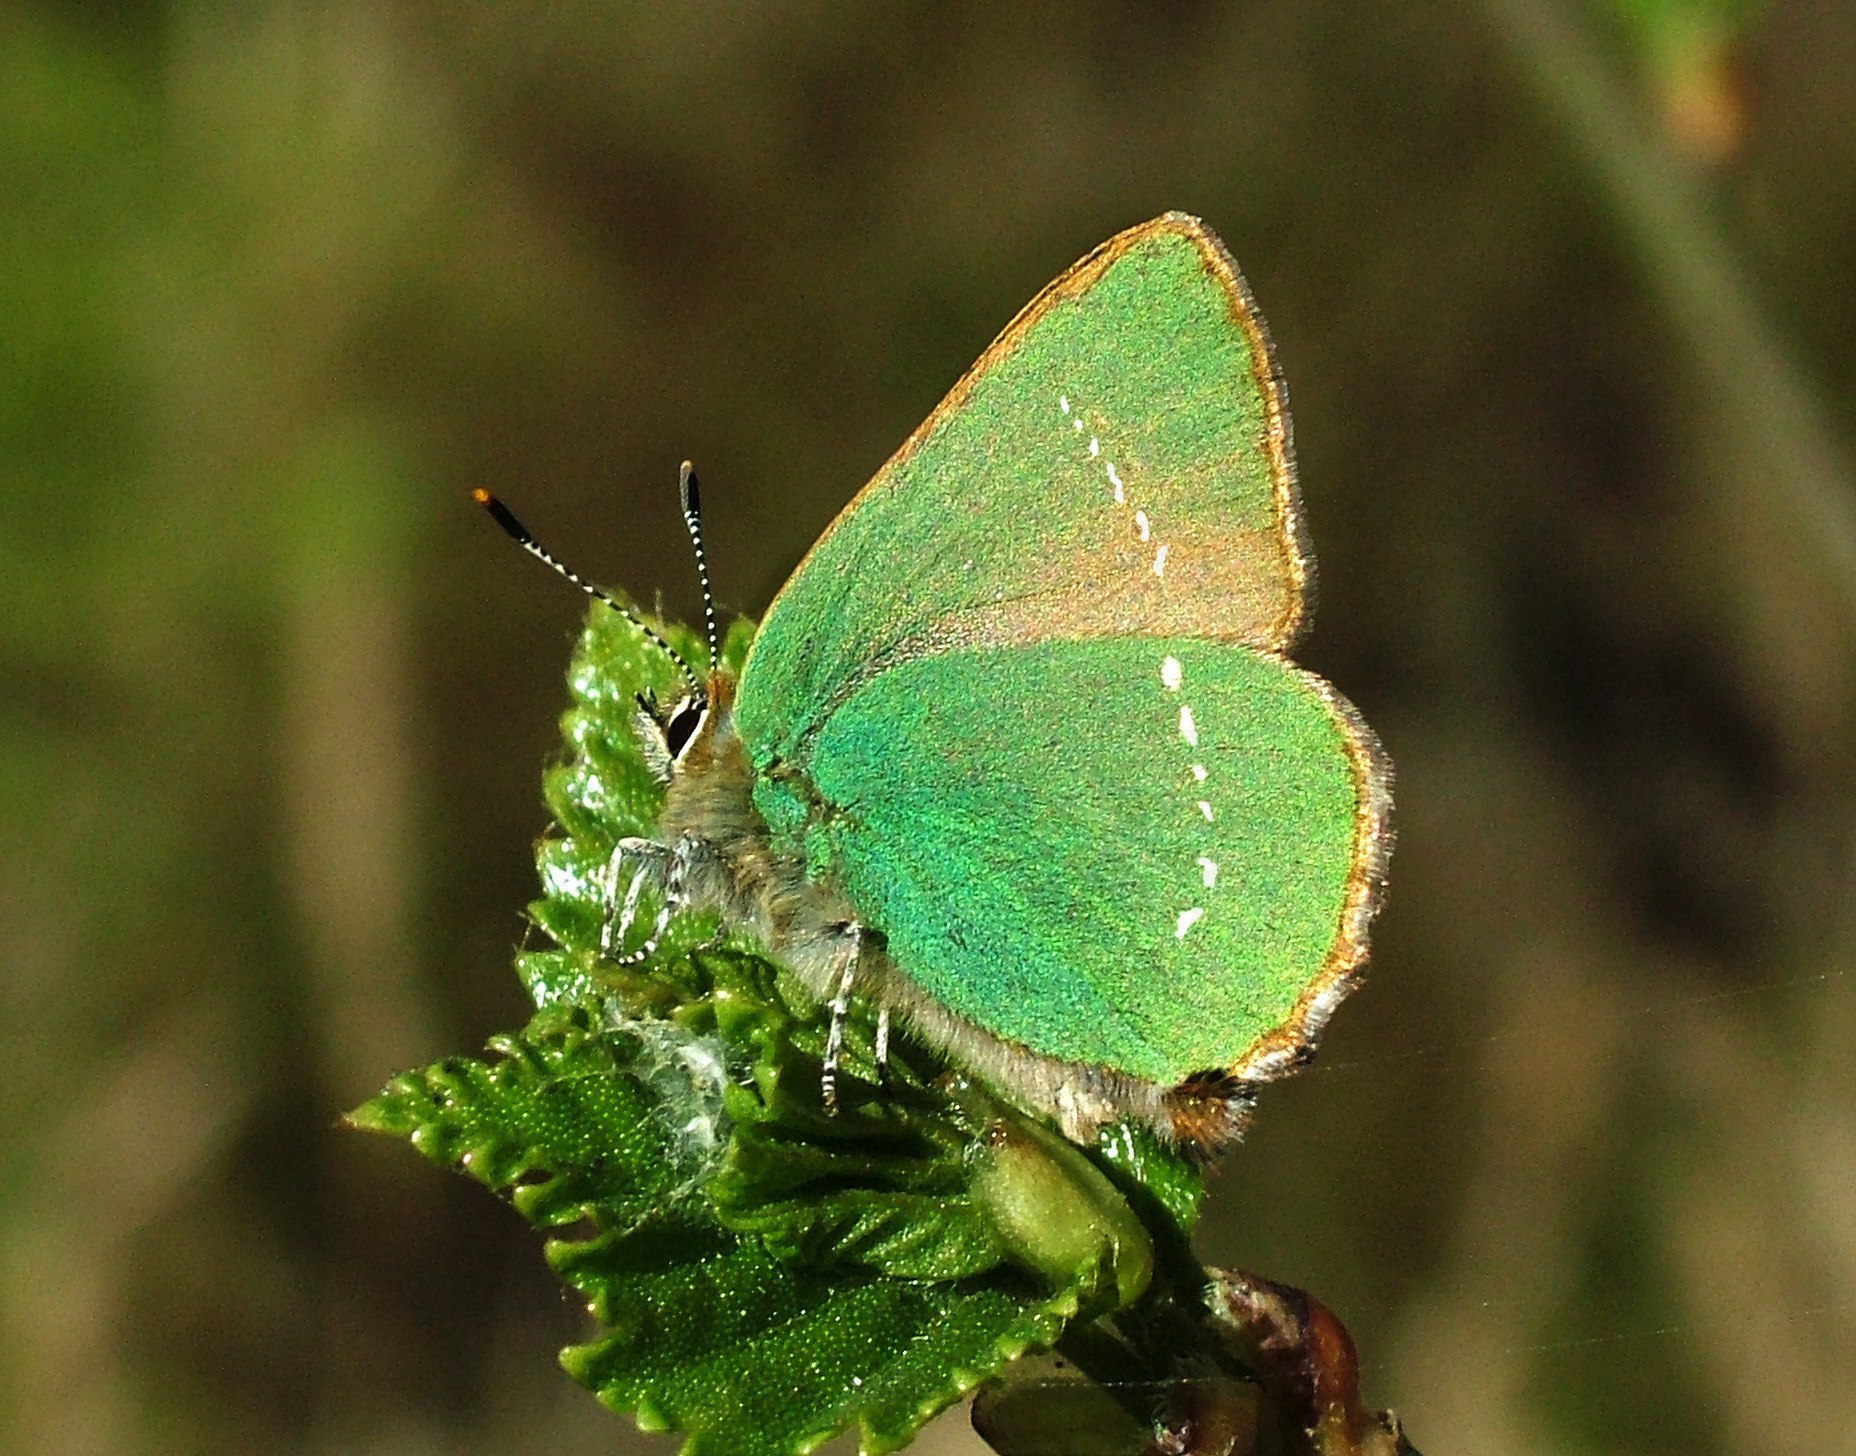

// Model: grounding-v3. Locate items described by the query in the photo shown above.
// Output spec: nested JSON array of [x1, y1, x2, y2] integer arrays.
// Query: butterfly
[[478, 212, 1392, 1151]]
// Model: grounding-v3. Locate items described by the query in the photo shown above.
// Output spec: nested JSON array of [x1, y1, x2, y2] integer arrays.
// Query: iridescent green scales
[[720, 212, 1392, 1135], [799, 641, 1359, 1083]]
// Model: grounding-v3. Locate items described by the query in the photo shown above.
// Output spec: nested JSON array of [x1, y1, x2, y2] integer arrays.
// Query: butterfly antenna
[[678, 461, 721, 669], [471, 488, 705, 704]]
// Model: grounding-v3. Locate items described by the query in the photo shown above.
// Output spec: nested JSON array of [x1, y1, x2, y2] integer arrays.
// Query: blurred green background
[[5, 2, 1855, 1453]]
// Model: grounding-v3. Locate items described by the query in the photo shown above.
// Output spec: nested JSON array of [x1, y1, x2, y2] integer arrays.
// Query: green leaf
[[347, 1002, 724, 1233], [351, 603, 1202, 1456], [350, 966, 1135, 1456], [554, 1220, 1092, 1456]]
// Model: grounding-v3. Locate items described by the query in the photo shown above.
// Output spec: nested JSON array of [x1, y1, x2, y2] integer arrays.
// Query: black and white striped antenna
[[471, 486, 705, 704], [677, 461, 721, 670]]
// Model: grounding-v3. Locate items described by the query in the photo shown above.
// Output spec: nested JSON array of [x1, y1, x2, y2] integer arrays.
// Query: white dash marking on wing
[[1058, 398, 1217, 869], [1175, 907, 1206, 940]]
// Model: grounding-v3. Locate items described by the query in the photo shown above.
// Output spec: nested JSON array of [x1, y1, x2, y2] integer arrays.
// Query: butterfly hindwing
[[734, 213, 1305, 770], [759, 637, 1385, 1085]]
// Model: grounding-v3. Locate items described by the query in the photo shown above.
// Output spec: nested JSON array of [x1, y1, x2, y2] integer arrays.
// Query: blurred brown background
[[5, 2, 1855, 1453]]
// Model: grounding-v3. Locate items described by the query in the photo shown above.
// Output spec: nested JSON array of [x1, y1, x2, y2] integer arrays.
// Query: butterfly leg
[[819, 922, 865, 1114], [875, 1005, 891, 1076], [600, 838, 660, 956], [600, 835, 690, 966]]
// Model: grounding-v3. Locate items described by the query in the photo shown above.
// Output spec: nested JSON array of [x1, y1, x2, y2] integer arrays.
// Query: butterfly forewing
[[780, 638, 1379, 1084], [735, 213, 1305, 769]]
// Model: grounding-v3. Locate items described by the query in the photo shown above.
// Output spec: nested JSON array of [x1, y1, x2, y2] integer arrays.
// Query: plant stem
[[1478, 0, 1856, 628]]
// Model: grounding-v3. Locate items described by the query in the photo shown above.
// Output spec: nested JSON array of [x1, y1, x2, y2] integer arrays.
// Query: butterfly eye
[[664, 698, 706, 760]]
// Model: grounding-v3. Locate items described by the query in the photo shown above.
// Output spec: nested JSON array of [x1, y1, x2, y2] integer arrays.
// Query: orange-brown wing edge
[[1225, 665, 1395, 1086]]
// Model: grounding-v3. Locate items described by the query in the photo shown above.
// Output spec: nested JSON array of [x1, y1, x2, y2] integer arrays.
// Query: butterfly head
[[631, 666, 737, 786]]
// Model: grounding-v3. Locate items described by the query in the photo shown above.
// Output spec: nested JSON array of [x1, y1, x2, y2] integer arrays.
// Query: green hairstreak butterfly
[[480, 212, 1392, 1149]]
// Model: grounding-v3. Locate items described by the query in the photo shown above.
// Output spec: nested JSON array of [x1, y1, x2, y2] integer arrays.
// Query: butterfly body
[[583, 213, 1391, 1152], [646, 668, 866, 1001]]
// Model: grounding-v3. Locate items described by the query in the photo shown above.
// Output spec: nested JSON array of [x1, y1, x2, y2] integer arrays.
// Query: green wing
[[734, 213, 1306, 769], [732, 213, 1390, 1085], [784, 638, 1385, 1085]]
